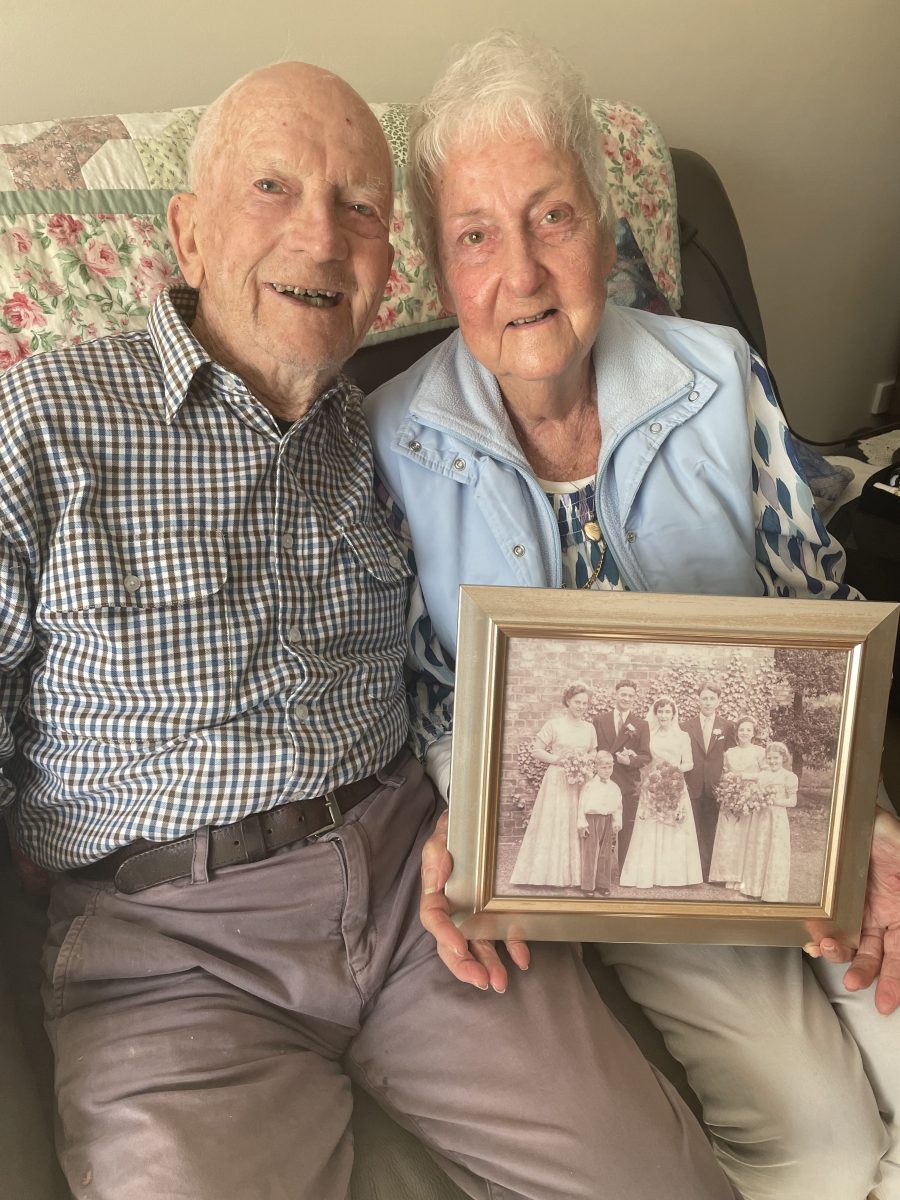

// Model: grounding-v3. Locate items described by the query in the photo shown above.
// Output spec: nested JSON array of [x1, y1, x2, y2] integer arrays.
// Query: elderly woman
[[365, 32, 900, 1200]]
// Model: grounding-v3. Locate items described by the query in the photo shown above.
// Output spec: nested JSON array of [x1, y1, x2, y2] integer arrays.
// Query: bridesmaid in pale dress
[[740, 741, 798, 901], [708, 716, 766, 887], [510, 682, 597, 887]]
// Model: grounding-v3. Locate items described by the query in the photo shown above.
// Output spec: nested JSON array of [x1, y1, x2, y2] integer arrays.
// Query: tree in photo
[[769, 647, 844, 778]]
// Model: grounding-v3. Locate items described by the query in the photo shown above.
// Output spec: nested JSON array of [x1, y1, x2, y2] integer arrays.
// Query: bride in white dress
[[620, 696, 703, 888], [510, 682, 597, 887]]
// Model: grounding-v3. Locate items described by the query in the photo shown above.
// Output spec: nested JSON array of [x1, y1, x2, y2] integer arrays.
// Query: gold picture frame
[[446, 587, 898, 947]]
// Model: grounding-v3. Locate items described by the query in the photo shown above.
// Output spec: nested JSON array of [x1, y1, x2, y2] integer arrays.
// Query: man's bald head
[[189, 62, 390, 196]]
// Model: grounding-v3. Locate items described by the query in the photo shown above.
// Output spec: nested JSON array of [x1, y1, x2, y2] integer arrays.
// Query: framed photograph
[[446, 587, 898, 947]]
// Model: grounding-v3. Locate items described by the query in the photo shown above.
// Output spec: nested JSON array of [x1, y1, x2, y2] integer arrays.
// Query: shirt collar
[[145, 287, 214, 421], [147, 287, 358, 431], [404, 306, 708, 462]]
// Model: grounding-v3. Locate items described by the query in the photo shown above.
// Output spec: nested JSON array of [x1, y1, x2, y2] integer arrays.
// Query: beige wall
[[2, 0, 898, 440]]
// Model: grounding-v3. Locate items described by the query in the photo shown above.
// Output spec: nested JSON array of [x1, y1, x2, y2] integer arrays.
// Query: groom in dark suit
[[683, 679, 736, 878], [594, 678, 651, 867]]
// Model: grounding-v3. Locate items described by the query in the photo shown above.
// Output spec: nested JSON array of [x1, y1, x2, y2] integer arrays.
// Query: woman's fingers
[[421, 809, 452, 895]]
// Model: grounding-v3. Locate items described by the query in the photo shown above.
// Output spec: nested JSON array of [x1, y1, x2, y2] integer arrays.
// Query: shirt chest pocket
[[36, 528, 235, 744], [339, 521, 411, 587], [290, 519, 410, 666], [42, 529, 228, 613]]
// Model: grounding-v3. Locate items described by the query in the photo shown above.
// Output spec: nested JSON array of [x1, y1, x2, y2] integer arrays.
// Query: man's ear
[[167, 193, 205, 289]]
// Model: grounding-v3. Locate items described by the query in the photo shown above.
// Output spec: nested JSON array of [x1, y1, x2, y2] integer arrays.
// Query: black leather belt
[[74, 749, 408, 895]]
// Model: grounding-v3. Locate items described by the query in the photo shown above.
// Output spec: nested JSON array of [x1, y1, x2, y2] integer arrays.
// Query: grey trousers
[[579, 814, 615, 893], [43, 754, 735, 1200], [599, 940, 899, 1200]]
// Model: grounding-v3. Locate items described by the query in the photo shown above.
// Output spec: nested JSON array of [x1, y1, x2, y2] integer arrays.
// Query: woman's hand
[[420, 810, 531, 992], [532, 749, 560, 765], [805, 808, 900, 1014]]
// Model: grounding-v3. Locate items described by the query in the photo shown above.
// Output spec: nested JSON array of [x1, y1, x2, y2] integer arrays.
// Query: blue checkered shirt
[[0, 288, 409, 869]]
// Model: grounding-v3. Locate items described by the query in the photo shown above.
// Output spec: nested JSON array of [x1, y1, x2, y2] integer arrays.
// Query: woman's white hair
[[408, 30, 612, 275]]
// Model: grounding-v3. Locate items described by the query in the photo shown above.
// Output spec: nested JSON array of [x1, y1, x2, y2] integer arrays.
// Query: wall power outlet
[[871, 379, 896, 415]]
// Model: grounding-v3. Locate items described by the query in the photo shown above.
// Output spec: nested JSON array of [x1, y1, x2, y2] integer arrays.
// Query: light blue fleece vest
[[366, 306, 763, 657]]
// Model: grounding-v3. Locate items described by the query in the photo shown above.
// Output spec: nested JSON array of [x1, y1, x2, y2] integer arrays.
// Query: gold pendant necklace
[[581, 539, 607, 589], [568, 481, 606, 589]]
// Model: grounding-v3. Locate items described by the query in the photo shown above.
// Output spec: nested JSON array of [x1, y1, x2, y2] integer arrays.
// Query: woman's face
[[434, 136, 615, 400], [766, 746, 784, 770], [737, 720, 755, 745], [565, 691, 590, 719], [655, 703, 674, 727]]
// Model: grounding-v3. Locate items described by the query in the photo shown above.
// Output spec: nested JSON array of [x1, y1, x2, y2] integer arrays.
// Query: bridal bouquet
[[561, 749, 597, 787], [637, 760, 685, 826], [715, 773, 764, 819]]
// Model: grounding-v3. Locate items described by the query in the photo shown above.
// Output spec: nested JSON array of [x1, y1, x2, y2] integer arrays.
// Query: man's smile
[[270, 282, 342, 307]]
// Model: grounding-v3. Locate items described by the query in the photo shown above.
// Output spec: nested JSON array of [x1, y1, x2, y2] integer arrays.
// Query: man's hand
[[615, 749, 634, 765], [805, 808, 900, 1014], [420, 810, 530, 993]]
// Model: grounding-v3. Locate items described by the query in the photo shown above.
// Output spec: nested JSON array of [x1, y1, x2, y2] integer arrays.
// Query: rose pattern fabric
[[0, 212, 179, 356], [1, 99, 680, 367]]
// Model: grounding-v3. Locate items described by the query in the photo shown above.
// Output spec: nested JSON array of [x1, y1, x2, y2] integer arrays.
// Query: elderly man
[[0, 64, 736, 1200]]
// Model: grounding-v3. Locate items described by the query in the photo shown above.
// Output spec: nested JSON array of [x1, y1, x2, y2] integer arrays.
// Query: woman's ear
[[436, 276, 458, 319], [599, 226, 617, 281], [167, 192, 205, 289]]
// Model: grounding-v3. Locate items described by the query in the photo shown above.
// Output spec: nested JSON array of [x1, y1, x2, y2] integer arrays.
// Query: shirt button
[[649, 422, 663, 434], [281, 533, 294, 550], [288, 624, 303, 646], [408, 439, 422, 452], [123, 574, 142, 593], [295, 702, 309, 721], [387, 553, 402, 569], [625, 531, 637, 544], [453, 457, 466, 471], [688, 390, 700, 402], [512, 544, 526, 558]]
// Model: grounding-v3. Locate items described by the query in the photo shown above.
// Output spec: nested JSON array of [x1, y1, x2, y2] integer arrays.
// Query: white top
[[577, 777, 623, 827]]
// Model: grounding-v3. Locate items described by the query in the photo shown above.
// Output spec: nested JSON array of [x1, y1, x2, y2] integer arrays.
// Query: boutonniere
[[713, 728, 724, 739], [625, 723, 636, 735]]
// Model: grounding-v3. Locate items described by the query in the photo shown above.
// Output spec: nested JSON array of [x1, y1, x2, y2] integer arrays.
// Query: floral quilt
[[0, 101, 680, 368]]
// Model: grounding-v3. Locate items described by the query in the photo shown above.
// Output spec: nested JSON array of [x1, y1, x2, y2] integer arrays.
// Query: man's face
[[698, 688, 720, 718], [171, 68, 393, 402], [615, 687, 635, 715]]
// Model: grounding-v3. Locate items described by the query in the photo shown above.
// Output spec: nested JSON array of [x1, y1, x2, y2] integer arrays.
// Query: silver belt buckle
[[308, 792, 344, 839]]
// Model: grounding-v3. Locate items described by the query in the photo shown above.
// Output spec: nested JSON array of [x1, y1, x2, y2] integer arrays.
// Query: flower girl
[[739, 741, 798, 901]]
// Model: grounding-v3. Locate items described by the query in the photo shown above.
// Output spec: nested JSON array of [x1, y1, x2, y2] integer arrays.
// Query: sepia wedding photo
[[446, 587, 898, 946]]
